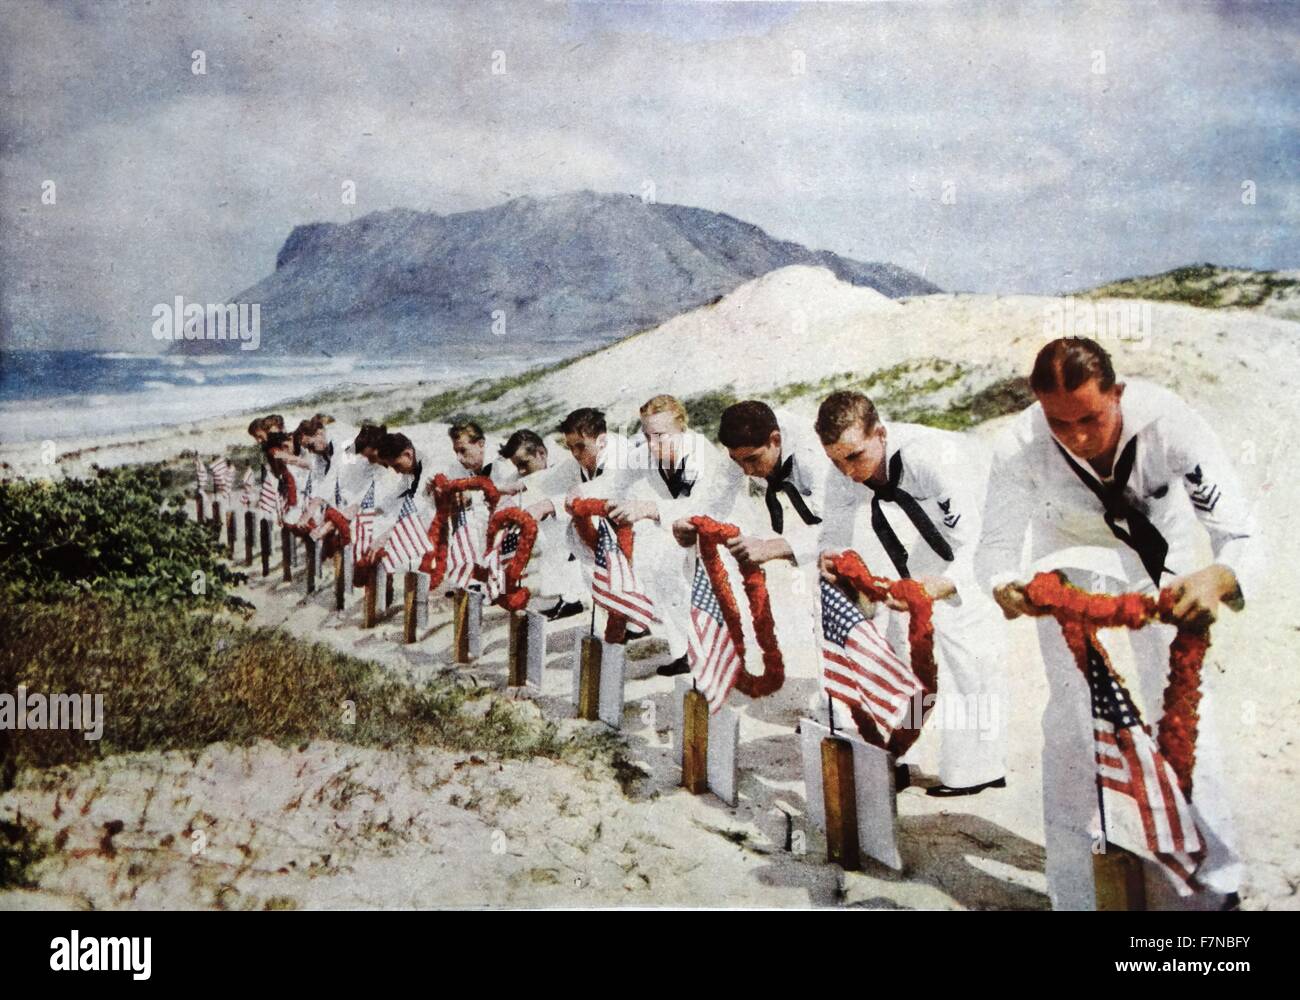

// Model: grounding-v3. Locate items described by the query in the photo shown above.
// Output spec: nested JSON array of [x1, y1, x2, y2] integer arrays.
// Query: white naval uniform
[[975, 379, 1259, 910], [515, 452, 587, 603], [561, 432, 643, 597], [821, 421, 1007, 790], [310, 424, 370, 510], [370, 456, 434, 550], [593, 429, 746, 657], [727, 410, 838, 698], [278, 456, 318, 528]]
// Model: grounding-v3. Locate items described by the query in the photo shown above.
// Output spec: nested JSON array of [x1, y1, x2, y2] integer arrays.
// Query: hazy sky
[[2, 0, 1297, 350]]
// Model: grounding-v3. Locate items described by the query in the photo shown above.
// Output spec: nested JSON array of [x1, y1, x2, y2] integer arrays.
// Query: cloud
[[2, 0, 1296, 349]]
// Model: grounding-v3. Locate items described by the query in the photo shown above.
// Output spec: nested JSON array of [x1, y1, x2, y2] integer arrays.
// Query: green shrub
[[0, 598, 586, 787], [0, 466, 244, 608], [683, 386, 739, 441]]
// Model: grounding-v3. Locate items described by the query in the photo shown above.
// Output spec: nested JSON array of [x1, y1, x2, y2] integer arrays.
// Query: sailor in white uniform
[[498, 427, 588, 620], [546, 408, 646, 619], [816, 390, 1008, 797], [307, 423, 386, 550], [673, 401, 830, 708], [364, 431, 433, 554], [976, 337, 1259, 911], [602, 395, 747, 674], [446, 420, 524, 553]]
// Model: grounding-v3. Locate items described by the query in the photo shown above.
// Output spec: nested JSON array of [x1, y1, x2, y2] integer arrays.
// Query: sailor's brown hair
[[1030, 337, 1117, 394], [814, 391, 881, 445], [448, 421, 485, 445]]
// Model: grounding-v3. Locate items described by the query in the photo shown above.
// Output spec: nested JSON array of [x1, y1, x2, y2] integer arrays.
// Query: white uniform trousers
[[534, 515, 586, 603], [1036, 569, 1241, 911], [865, 591, 1008, 790]]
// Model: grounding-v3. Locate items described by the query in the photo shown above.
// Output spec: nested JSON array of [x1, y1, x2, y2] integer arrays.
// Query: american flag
[[238, 468, 256, 508], [686, 560, 742, 712], [381, 494, 433, 572], [257, 468, 281, 520], [481, 524, 521, 602], [446, 505, 481, 589], [194, 457, 210, 500], [209, 457, 234, 497], [353, 480, 376, 561], [818, 579, 919, 743], [591, 517, 656, 630], [1087, 639, 1204, 892]]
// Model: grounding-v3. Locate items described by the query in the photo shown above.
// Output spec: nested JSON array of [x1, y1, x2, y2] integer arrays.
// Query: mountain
[[183, 191, 938, 357], [1081, 264, 1300, 321]]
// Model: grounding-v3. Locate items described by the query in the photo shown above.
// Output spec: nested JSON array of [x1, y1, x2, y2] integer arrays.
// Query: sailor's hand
[[992, 581, 1034, 620], [818, 550, 841, 585], [914, 575, 957, 604], [525, 500, 555, 521], [1168, 564, 1239, 629], [310, 522, 332, 541], [608, 500, 657, 525], [726, 535, 791, 566], [499, 481, 526, 496], [671, 518, 698, 547]]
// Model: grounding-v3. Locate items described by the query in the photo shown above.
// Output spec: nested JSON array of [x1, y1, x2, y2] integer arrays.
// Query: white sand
[[2, 266, 1297, 909]]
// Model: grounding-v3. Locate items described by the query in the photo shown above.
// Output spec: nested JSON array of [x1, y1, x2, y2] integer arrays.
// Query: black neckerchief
[[659, 457, 692, 499], [866, 449, 954, 578], [764, 453, 821, 534], [400, 459, 424, 500], [1054, 436, 1171, 587]]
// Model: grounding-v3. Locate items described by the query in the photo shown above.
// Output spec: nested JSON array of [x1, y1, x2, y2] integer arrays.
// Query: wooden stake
[[210, 500, 222, 540], [403, 571, 419, 643], [243, 511, 254, 565], [281, 526, 293, 582], [507, 612, 526, 686], [226, 510, 237, 559], [260, 519, 271, 577], [195, 491, 204, 523], [453, 590, 470, 662], [1093, 844, 1147, 911], [577, 636, 602, 720], [681, 687, 710, 794], [821, 736, 861, 870], [304, 537, 317, 594], [333, 545, 353, 611], [363, 567, 380, 629]]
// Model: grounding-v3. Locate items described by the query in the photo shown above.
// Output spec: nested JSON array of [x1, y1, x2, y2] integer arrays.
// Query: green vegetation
[[1083, 264, 1298, 310], [683, 386, 740, 440], [0, 466, 245, 608], [768, 360, 1032, 433], [378, 330, 662, 430], [0, 598, 587, 783], [894, 376, 1034, 431]]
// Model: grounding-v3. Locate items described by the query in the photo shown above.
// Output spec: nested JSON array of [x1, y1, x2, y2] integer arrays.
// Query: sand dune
[[3, 266, 1297, 909]]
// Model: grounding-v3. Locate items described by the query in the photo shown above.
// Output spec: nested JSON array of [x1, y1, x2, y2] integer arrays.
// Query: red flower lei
[[324, 506, 352, 545], [689, 516, 785, 698], [826, 550, 937, 756], [1023, 571, 1206, 798], [420, 474, 502, 589], [566, 497, 636, 643], [475, 507, 539, 611]]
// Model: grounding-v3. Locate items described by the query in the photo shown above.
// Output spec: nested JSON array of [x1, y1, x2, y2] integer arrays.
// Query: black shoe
[[656, 654, 690, 677], [925, 776, 1006, 798], [543, 599, 584, 622], [894, 764, 911, 791], [624, 624, 649, 640]]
